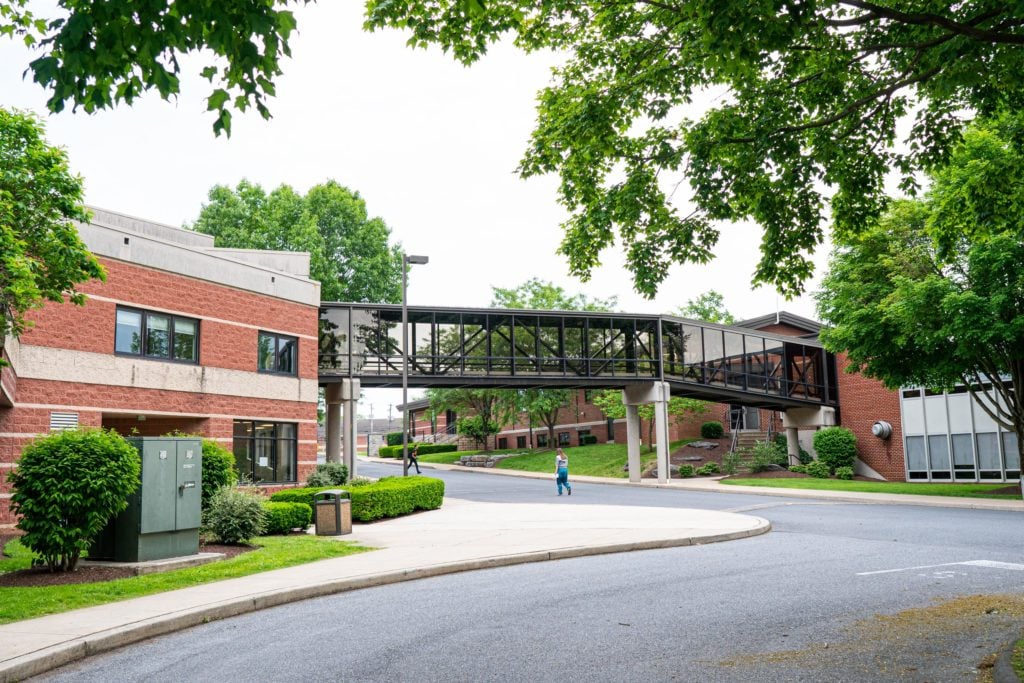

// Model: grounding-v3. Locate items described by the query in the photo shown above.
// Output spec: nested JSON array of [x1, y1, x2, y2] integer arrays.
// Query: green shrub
[[722, 451, 744, 475], [700, 421, 724, 439], [270, 476, 445, 522], [378, 443, 457, 458], [774, 434, 813, 464], [9, 429, 141, 572], [385, 431, 404, 446], [205, 488, 267, 544], [788, 464, 807, 474], [696, 462, 721, 475], [580, 434, 598, 445], [306, 462, 348, 487], [201, 440, 238, 511], [262, 501, 312, 534], [813, 427, 858, 473], [835, 466, 855, 481], [678, 464, 695, 478], [805, 460, 831, 478], [346, 476, 375, 487], [748, 441, 789, 472]]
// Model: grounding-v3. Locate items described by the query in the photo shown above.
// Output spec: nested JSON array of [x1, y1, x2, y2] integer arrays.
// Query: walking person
[[409, 443, 422, 474], [555, 447, 572, 496]]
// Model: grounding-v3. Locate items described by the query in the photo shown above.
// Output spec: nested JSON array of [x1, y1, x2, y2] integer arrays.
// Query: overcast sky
[[1, 3, 831, 419]]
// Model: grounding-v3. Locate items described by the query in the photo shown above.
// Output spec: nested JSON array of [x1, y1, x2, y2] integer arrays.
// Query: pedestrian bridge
[[319, 303, 837, 410]]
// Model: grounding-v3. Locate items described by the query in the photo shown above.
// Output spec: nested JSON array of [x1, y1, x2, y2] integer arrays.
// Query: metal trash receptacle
[[313, 489, 351, 536]]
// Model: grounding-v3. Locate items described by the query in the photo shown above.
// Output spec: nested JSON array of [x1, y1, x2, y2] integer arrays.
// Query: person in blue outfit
[[555, 448, 572, 496]]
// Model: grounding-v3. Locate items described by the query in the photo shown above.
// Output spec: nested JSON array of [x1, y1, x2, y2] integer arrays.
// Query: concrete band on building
[[0, 208, 321, 523]]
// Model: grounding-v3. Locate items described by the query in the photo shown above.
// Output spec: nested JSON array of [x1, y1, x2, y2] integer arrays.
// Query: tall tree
[[816, 112, 1024, 478], [0, 107, 104, 363], [190, 180, 404, 303], [365, 1, 1024, 297], [491, 278, 617, 312], [674, 290, 735, 325], [426, 387, 518, 450]]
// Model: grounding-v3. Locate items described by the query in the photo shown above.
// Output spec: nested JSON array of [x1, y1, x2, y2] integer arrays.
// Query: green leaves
[[188, 180, 404, 303], [369, 1, 1024, 297], [9, 429, 140, 572], [0, 107, 104, 358]]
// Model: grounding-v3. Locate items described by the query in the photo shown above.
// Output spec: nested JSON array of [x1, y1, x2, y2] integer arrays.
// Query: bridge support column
[[625, 404, 642, 483], [341, 379, 360, 478], [623, 381, 672, 484], [785, 427, 800, 466], [325, 383, 342, 465], [782, 406, 836, 466]]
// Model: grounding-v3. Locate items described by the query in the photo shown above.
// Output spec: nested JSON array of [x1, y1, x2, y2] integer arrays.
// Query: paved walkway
[[0, 497, 767, 682]]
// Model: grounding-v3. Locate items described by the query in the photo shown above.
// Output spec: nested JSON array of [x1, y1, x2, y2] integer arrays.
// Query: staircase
[[730, 430, 771, 452]]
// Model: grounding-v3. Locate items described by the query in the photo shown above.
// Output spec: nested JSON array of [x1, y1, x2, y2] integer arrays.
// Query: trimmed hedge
[[269, 476, 445, 522], [813, 427, 858, 473], [700, 421, 724, 439], [385, 431, 404, 446], [378, 443, 457, 458], [262, 501, 312, 534], [580, 435, 598, 445]]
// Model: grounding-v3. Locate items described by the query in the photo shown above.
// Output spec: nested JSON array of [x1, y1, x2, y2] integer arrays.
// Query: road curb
[[0, 519, 769, 682], [376, 459, 1024, 512]]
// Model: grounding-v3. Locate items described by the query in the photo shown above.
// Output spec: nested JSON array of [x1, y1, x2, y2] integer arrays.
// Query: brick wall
[[834, 354, 905, 480]]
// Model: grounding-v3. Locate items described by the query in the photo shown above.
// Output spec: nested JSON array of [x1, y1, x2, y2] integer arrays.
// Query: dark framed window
[[558, 432, 571, 446], [578, 429, 591, 446], [232, 420, 297, 483], [537, 433, 549, 448], [516, 435, 527, 449], [258, 331, 298, 375], [115, 306, 198, 363], [498, 437, 508, 450]]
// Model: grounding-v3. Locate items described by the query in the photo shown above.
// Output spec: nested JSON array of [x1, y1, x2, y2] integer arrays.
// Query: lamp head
[[405, 254, 429, 265]]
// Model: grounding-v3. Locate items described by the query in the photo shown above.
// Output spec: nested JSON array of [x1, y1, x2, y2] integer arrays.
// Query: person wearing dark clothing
[[409, 444, 422, 474]]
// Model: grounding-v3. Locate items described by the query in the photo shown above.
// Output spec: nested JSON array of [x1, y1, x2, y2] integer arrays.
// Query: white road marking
[[857, 560, 1024, 576]]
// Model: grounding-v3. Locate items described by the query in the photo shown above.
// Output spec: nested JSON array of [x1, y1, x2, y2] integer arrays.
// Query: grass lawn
[[721, 478, 1021, 499], [0, 535, 370, 624], [417, 448, 522, 465], [494, 441, 691, 478], [1013, 636, 1024, 678]]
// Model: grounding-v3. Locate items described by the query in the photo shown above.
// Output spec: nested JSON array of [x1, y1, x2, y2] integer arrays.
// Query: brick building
[[0, 209, 321, 523]]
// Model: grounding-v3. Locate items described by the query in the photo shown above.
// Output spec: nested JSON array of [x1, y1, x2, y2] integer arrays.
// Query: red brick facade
[[833, 354, 905, 480], [1, 223, 319, 524]]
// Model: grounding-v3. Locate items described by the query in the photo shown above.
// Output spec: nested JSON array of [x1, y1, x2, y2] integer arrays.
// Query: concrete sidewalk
[[390, 458, 1024, 512], [0, 497, 768, 682]]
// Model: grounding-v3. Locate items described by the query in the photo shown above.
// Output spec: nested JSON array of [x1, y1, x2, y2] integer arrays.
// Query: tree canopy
[[816, 111, 1024, 469], [0, 106, 104, 361], [674, 290, 735, 325], [491, 277, 617, 312], [365, 1, 1024, 297], [190, 179, 404, 303]]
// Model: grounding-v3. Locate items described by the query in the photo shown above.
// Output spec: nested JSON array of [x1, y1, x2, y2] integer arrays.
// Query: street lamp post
[[402, 253, 429, 476]]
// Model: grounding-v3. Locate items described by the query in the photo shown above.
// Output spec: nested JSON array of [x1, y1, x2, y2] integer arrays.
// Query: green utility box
[[90, 437, 203, 562]]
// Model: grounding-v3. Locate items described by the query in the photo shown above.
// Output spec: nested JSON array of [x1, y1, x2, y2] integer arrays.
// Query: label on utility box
[[182, 463, 195, 469], [181, 481, 196, 489]]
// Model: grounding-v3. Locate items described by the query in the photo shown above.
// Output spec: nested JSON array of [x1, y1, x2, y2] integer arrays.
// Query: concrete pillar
[[652, 382, 670, 484], [625, 403, 642, 483], [341, 379, 360, 478], [622, 381, 672, 483], [786, 427, 800, 467], [325, 383, 342, 465]]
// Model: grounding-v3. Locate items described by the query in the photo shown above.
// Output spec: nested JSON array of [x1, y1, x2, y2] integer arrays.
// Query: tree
[[365, 1, 1024, 297], [426, 388, 518, 450], [816, 111, 1024, 480], [491, 277, 617, 312], [591, 389, 708, 452], [674, 290, 735, 325], [519, 387, 573, 449], [190, 179, 404, 303], [0, 107, 104, 364], [0, 0, 302, 136]]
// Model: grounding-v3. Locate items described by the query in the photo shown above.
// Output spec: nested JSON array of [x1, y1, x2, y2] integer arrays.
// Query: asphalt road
[[37, 463, 1024, 682]]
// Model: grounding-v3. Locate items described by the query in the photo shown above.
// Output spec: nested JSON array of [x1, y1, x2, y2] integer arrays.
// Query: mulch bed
[[0, 531, 255, 588]]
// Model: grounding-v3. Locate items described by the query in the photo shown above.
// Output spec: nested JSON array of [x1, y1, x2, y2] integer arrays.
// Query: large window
[[115, 306, 198, 363], [258, 331, 298, 375], [232, 421, 297, 483]]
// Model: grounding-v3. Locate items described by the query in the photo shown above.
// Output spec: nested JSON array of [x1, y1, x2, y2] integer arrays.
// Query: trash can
[[313, 489, 351, 536]]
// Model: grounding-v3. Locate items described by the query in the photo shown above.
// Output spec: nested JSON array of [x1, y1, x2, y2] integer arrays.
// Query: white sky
[[1, 3, 830, 419]]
